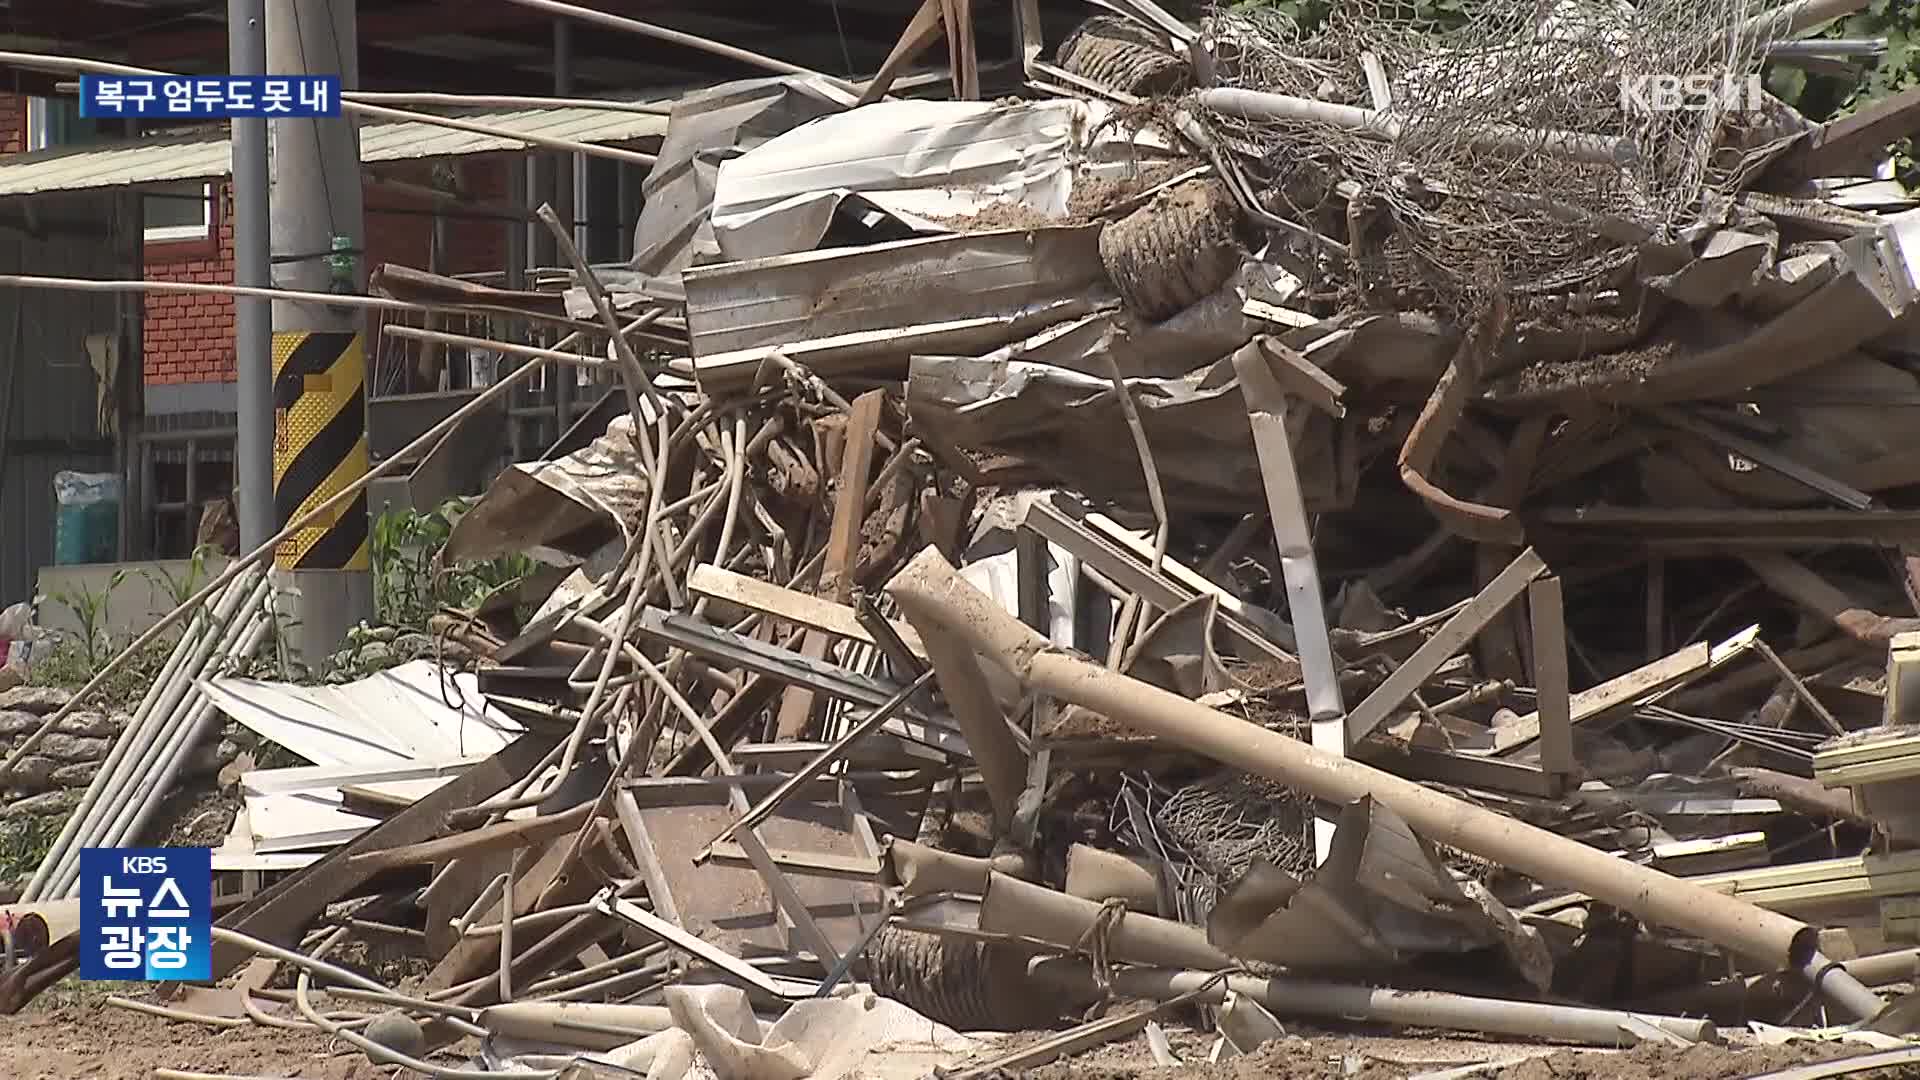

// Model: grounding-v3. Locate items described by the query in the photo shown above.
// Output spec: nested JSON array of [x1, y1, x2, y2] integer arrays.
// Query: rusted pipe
[[884, 837, 1032, 897], [980, 872, 1229, 971], [885, 547, 1885, 1020], [895, 614, 1027, 833], [1065, 844, 1161, 914]]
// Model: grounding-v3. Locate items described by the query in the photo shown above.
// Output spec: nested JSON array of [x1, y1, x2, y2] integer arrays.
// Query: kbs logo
[[80, 847, 211, 981], [1619, 73, 1765, 113]]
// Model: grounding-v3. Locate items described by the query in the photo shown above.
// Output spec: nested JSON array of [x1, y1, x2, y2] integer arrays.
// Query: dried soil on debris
[[937, 162, 1192, 232]]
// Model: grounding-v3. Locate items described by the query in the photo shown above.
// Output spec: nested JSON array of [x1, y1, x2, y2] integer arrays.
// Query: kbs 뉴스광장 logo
[[80, 847, 211, 981]]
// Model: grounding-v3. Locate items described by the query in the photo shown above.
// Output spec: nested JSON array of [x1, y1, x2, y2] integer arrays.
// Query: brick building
[[0, 94, 517, 401]]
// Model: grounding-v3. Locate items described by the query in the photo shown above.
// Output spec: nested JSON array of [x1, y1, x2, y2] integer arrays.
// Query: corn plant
[[49, 568, 127, 671]]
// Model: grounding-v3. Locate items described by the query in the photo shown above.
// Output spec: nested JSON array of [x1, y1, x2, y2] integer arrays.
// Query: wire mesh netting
[[1114, 768, 1315, 922], [1197, 0, 1806, 322]]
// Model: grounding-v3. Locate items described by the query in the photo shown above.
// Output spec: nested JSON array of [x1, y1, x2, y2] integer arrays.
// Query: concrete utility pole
[[229, 0, 272, 550], [266, 0, 372, 666]]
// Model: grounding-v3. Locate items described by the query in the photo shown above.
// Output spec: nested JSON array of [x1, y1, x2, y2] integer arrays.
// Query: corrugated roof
[[0, 99, 667, 198]]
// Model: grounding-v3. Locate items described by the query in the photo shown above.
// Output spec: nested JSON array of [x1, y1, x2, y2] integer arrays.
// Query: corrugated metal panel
[[0, 100, 668, 198], [0, 194, 127, 608]]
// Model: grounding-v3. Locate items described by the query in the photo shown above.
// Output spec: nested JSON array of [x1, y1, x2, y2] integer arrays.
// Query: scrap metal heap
[[17, 0, 1920, 1074]]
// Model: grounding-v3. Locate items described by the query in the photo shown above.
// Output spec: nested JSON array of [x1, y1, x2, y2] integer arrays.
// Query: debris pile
[[11, 0, 1920, 1075]]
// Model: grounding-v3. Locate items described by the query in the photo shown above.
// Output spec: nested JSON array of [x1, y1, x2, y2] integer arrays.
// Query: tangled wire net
[[1197, 0, 1803, 322], [1115, 769, 1315, 923]]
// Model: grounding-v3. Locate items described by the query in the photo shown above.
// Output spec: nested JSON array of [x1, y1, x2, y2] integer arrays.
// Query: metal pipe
[[521, 944, 668, 997], [500, 849, 519, 1003], [533, 961, 671, 1003], [981, 872, 1230, 971], [459, 903, 598, 938], [229, 0, 272, 550], [293, 970, 558, 1080], [51, 585, 271, 896], [497, 0, 858, 95], [346, 91, 669, 114], [0, 272, 597, 327], [0, 50, 658, 167], [0, 309, 663, 783], [1195, 86, 1636, 167], [884, 547, 1885, 1019], [96, 608, 272, 863], [383, 324, 614, 368], [34, 569, 265, 897], [1741, 0, 1870, 40], [22, 573, 232, 899], [452, 873, 510, 937], [477, 1002, 673, 1050], [1029, 960, 1718, 1047]]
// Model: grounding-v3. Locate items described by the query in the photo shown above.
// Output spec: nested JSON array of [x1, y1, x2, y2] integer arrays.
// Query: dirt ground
[[0, 988, 1898, 1080], [0, 989, 371, 1079], [1023, 1024, 1884, 1080]]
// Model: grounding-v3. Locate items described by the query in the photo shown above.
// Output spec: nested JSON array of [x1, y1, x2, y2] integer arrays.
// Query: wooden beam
[[200, 732, 557, 984], [1744, 552, 1920, 643], [422, 831, 582, 993], [688, 563, 927, 657], [1492, 642, 1713, 755], [345, 802, 593, 875], [1345, 547, 1548, 744], [1769, 86, 1920, 184], [776, 389, 886, 740], [1530, 576, 1575, 777], [860, 0, 946, 105]]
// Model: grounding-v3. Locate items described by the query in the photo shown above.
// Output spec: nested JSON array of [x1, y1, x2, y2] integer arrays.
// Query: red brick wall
[[0, 94, 24, 155], [140, 154, 513, 387], [144, 183, 237, 385], [0, 94, 519, 392]]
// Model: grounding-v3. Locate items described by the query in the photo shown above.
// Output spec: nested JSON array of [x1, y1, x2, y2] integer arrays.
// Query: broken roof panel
[[0, 100, 668, 199], [200, 660, 523, 768]]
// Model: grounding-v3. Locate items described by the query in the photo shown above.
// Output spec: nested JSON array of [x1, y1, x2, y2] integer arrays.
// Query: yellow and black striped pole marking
[[272, 330, 370, 572]]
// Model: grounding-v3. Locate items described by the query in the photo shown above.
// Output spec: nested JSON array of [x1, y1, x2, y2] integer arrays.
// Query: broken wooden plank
[[777, 389, 886, 739], [1767, 86, 1920, 184], [423, 828, 589, 993], [346, 802, 593, 875], [688, 563, 927, 657], [1887, 630, 1920, 726], [1744, 552, 1920, 643], [1083, 511, 1297, 648], [1346, 547, 1547, 744], [858, 0, 946, 106], [1492, 642, 1713, 756], [198, 732, 557, 984], [1529, 576, 1575, 777]]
